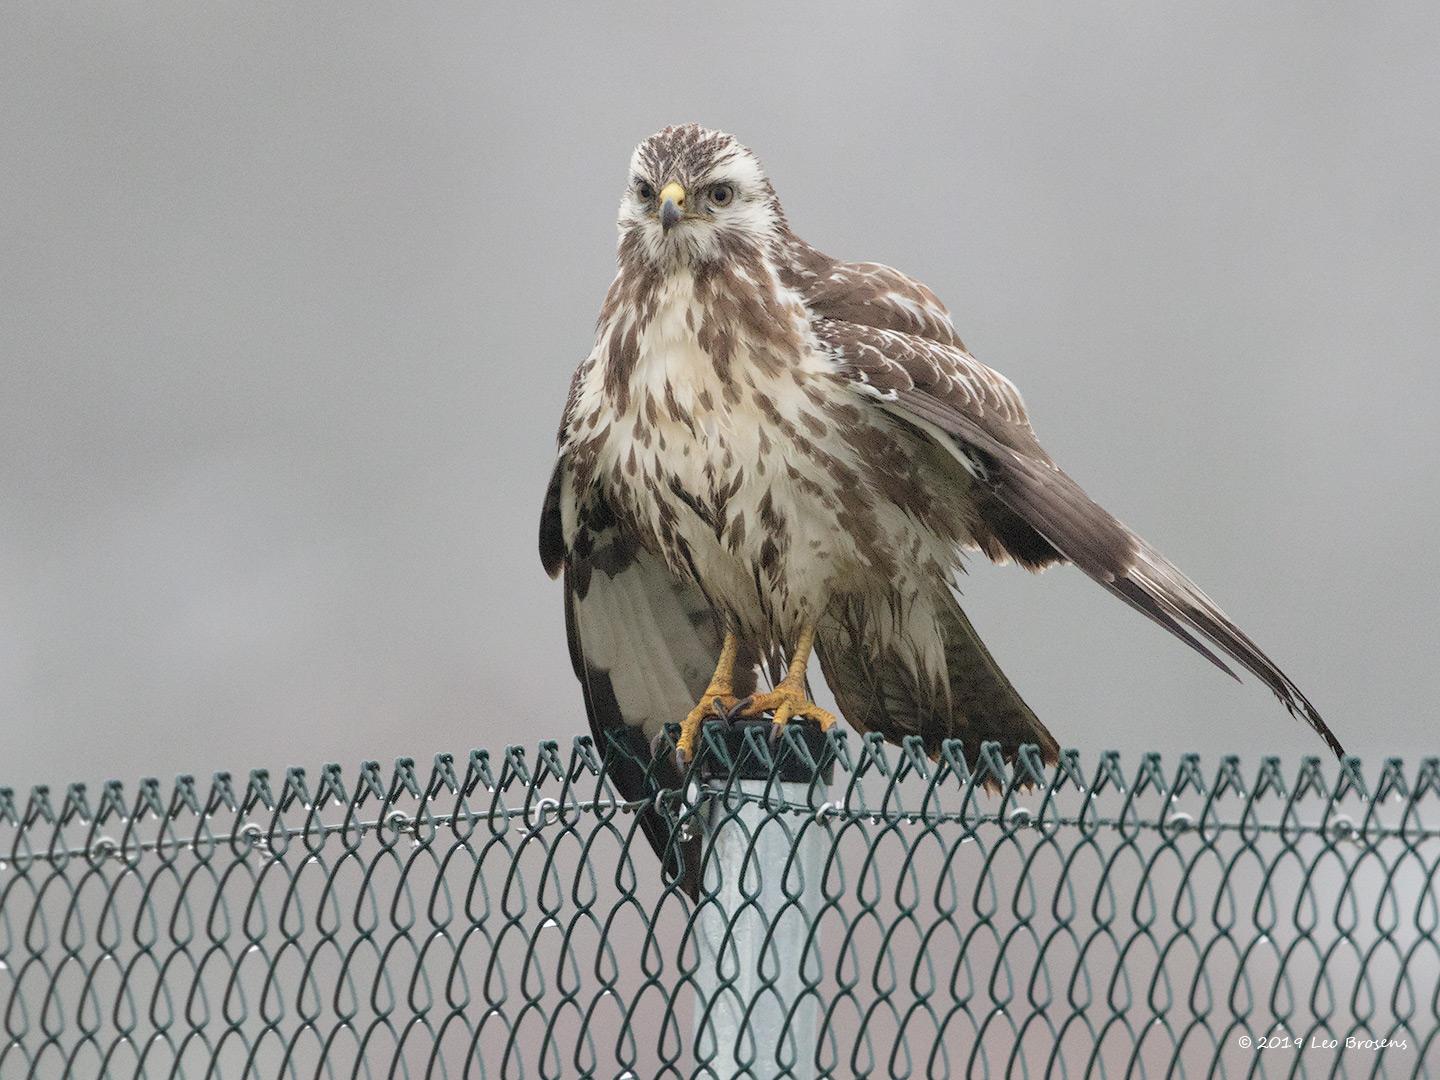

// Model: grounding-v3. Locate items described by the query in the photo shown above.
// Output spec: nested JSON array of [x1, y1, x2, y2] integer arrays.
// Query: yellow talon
[[673, 623, 837, 765], [675, 631, 742, 766], [737, 622, 835, 732], [675, 691, 740, 762], [739, 683, 837, 731]]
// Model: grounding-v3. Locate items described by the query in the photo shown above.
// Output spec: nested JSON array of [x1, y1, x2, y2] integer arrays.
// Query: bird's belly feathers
[[581, 332, 964, 641], [616, 359, 844, 631]]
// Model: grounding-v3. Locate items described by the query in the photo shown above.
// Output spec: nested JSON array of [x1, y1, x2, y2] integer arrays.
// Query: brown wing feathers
[[800, 260, 1340, 759], [887, 383, 1344, 759]]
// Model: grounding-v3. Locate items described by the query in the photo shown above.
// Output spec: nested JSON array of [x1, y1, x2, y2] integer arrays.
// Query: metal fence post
[[691, 721, 829, 1080]]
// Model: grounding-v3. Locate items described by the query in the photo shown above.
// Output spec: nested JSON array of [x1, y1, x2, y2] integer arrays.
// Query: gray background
[[3, 3, 1437, 793]]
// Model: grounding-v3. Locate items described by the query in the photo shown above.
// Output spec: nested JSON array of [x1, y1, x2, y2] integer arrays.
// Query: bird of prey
[[540, 124, 1342, 890]]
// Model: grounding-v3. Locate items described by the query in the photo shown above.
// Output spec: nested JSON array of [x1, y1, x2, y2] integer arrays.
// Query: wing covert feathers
[[817, 311, 1342, 759]]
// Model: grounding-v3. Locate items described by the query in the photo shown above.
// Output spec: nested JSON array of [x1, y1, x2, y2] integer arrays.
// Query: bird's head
[[617, 124, 783, 270]]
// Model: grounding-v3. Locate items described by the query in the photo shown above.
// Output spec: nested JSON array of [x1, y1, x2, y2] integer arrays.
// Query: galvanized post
[[691, 721, 829, 1080]]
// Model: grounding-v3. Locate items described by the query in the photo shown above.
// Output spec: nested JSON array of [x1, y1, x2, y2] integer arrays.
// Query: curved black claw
[[719, 696, 753, 723], [652, 729, 690, 774]]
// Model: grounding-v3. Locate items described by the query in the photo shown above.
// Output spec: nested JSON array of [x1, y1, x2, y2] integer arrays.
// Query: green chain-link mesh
[[1, 724, 1435, 1078]]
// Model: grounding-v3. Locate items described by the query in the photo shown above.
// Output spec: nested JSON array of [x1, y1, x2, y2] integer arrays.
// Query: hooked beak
[[658, 181, 686, 232]]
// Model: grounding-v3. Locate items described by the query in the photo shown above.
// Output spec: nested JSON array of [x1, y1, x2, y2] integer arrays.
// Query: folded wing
[[541, 459, 757, 896]]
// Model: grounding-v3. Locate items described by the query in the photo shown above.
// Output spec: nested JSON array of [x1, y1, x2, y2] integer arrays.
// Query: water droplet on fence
[[540, 916, 560, 931], [245, 944, 261, 955], [0, 959, 8, 971]]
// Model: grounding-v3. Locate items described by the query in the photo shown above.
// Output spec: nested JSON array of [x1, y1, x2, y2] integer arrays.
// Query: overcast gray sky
[[3, 3, 1437, 794]]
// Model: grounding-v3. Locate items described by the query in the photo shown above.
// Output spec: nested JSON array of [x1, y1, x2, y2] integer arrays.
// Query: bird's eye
[[635, 180, 655, 201], [709, 183, 734, 206]]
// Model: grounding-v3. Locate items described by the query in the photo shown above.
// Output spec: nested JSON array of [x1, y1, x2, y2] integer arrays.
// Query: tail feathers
[[596, 724, 702, 901], [816, 592, 1059, 770]]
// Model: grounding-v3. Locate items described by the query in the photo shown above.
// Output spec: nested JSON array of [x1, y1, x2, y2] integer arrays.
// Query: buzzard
[[540, 124, 1342, 890]]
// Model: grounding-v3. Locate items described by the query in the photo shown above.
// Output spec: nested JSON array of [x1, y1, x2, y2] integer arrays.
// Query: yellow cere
[[658, 181, 686, 207]]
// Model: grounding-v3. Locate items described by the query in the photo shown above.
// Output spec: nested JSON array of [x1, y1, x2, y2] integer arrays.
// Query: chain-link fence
[[1, 723, 1435, 1078]]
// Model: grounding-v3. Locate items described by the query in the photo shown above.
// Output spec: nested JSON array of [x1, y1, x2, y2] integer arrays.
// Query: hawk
[[540, 124, 1343, 892]]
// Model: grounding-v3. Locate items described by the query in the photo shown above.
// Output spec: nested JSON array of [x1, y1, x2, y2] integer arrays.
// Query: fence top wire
[[3, 727, 1437, 864]]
